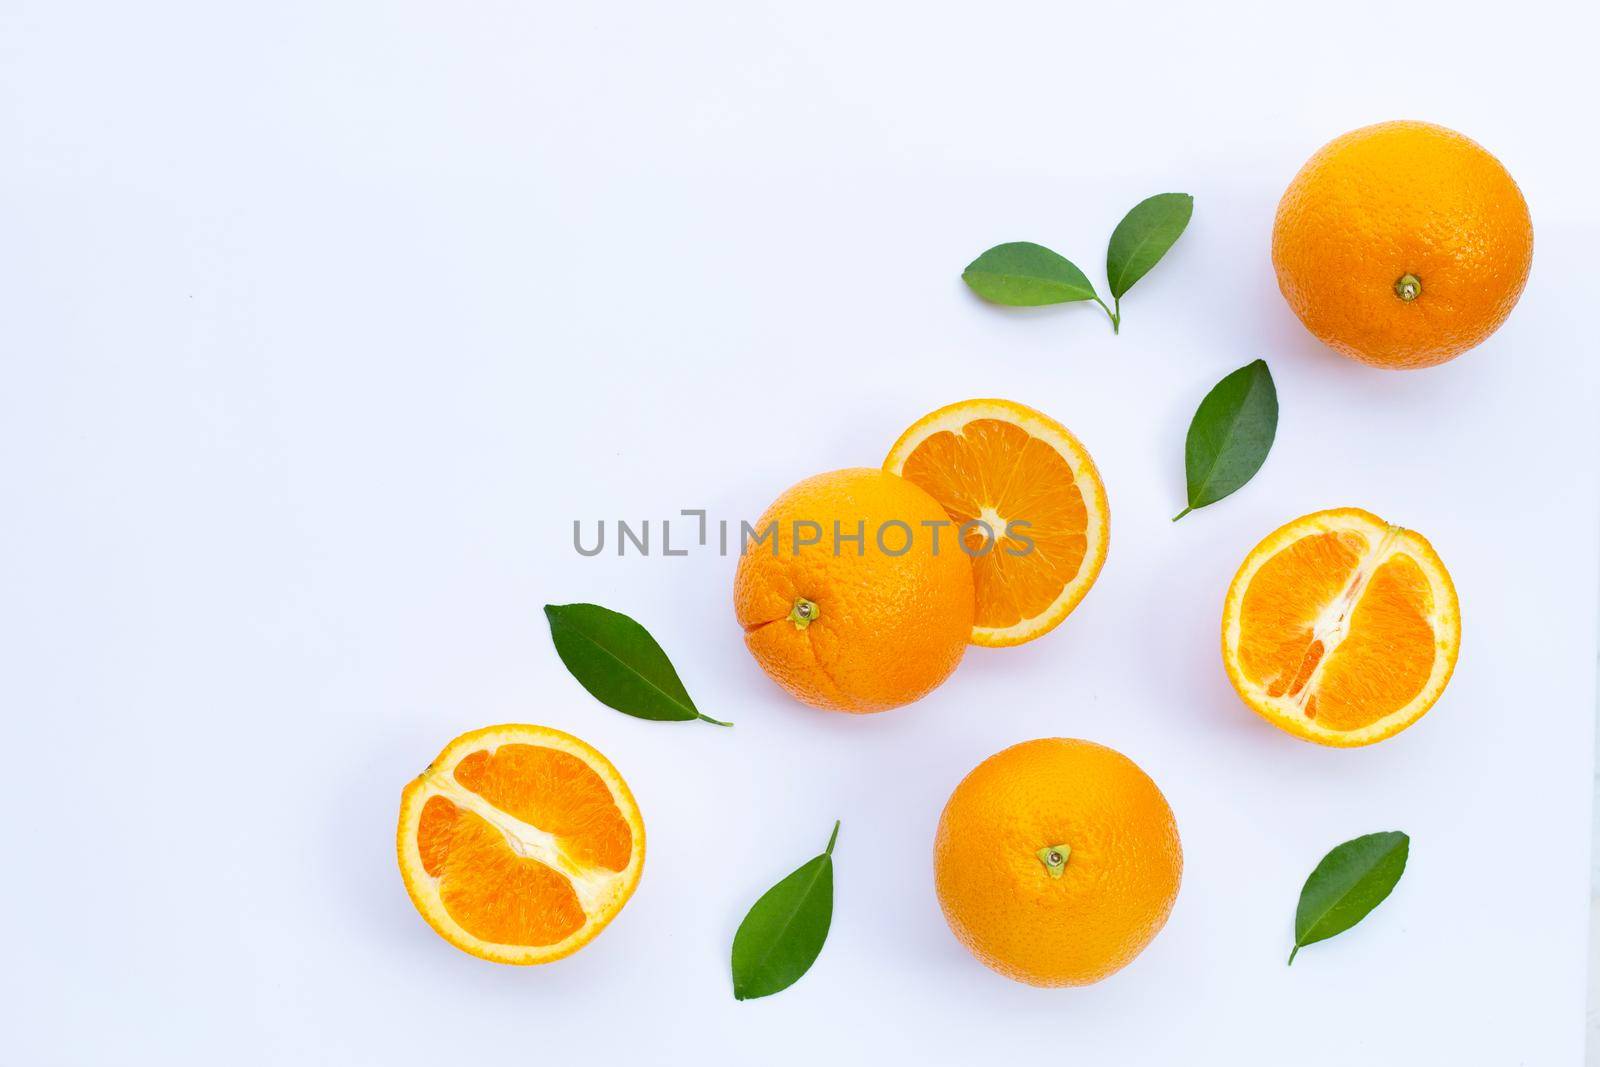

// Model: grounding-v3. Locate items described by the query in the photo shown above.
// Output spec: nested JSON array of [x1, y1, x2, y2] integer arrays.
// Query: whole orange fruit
[[733, 467, 974, 713], [934, 739, 1181, 986], [1272, 120, 1532, 369]]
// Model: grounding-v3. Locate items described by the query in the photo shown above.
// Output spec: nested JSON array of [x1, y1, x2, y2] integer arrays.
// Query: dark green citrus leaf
[[731, 822, 839, 1000], [1174, 359, 1278, 520], [962, 242, 1099, 306], [1290, 831, 1410, 964], [543, 603, 730, 726], [1106, 193, 1193, 300]]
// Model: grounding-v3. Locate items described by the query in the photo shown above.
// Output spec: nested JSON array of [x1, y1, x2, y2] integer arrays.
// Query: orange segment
[[1312, 554, 1438, 732], [453, 745, 632, 872], [1222, 508, 1460, 747], [885, 399, 1108, 647], [397, 724, 645, 964], [420, 797, 587, 946], [1235, 529, 1366, 694]]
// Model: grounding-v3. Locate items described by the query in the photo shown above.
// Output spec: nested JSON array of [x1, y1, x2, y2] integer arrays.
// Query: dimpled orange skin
[[934, 739, 1182, 987], [1272, 121, 1533, 369], [734, 468, 975, 713]]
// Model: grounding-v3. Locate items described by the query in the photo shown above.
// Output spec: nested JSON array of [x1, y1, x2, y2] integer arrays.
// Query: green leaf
[[731, 821, 840, 1000], [543, 603, 731, 726], [1106, 193, 1193, 300], [1174, 359, 1278, 520], [962, 242, 1100, 306], [1289, 831, 1410, 965]]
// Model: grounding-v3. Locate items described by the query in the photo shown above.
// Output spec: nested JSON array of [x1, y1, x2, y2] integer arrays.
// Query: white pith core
[[974, 505, 1009, 545], [1280, 524, 1403, 714], [418, 763, 620, 916]]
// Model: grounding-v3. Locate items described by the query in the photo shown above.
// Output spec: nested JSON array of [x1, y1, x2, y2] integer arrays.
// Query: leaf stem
[[697, 712, 734, 727], [1091, 295, 1120, 334], [824, 820, 841, 855], [1172, 505, 1193, 522], [1288, 944, 1299, 966]]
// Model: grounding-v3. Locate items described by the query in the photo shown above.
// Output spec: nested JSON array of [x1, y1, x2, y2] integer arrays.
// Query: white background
[[4, 1, 1598, 1064]]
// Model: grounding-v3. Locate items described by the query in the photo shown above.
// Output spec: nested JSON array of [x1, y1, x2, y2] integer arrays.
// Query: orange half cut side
[[1221, 508, 1460, 747], [397, 724, 645, 963], [884, 399, 1109, 647]]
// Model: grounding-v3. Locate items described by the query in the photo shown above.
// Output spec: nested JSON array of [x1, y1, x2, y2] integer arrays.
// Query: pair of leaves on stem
[[731, 822, 839, 1000], [543, 603, 731, 726], [963, 193, 1193, 334], [1291, 831, 1410, 964]]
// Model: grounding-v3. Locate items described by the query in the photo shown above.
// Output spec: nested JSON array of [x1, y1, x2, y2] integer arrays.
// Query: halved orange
[[397, 724, 645, 964], [1221, 508, 1460, 747], [884, 399, 1109, 647]]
